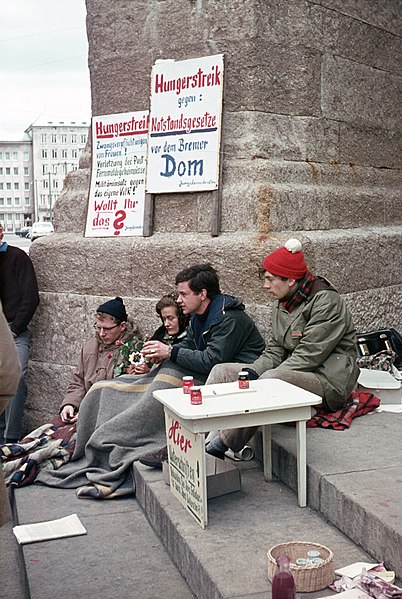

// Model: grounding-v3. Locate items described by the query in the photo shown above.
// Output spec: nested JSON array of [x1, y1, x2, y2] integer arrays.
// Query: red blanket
[[306, 391, 380, 430]]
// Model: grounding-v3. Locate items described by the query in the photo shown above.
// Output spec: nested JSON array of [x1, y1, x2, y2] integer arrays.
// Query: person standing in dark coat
[[0, 223, 39, 443]]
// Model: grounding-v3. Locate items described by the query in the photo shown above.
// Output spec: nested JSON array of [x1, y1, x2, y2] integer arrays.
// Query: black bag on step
[[356, 328, 402, 368]]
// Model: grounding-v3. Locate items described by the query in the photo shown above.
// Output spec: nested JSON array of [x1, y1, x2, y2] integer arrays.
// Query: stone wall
[[25, 0, 402, 432]]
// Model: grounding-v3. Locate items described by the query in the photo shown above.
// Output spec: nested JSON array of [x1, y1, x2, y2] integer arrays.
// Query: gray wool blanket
[[36, 363, 206, 498]]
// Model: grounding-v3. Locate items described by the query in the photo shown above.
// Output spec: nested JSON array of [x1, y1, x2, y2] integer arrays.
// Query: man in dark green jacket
[[142, 263, 265, 373], [139, 263, 265, 467], [206, 239, 360, 458]]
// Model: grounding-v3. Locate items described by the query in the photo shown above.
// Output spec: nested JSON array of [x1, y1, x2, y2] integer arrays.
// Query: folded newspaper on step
[[13, 513, 87, 544]]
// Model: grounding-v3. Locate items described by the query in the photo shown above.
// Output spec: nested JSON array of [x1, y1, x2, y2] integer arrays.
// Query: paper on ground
[[334, 562, 381, 578], [13, 513, 87, 545], [315, 589, 371, 599], [375, 405, 402, 413]]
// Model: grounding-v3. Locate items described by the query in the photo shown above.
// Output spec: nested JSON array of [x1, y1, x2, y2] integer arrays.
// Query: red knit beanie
[[263, 239, 307, 279]]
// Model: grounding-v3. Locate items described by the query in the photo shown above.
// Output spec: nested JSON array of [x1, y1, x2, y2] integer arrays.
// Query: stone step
[[11, 410, 401, 599], [270, 411, 402, 578], [134, 410, 402, 597]]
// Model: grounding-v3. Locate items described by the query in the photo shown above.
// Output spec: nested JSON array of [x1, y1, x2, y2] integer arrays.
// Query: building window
[[23, 151, 29, 161], [15, 213, 21, 221], [40, 134, 47, 143], [13, 152, 18, 160], [0, 198, 4, 206], [61, 134, 67, 143], [15, 197, 20, 206], [0, 183, 2, 190], [43, 179, 49, 189], [51, 134, 57, 143], [0, 168, 2, 175], [42, 164, 48, 175], [24, 182, 30, 191], [52, 149, 58, 159], [25, 197, 30, 206], [7, 213, 13, 221], [40, 194, 46, 205], [14, 167, 19, 175], [7, 198, 12, 206], [53, 180, 58, 189], [14, 182, 19, 191], [6, 183, 11, 190], [71, 149, 78, 159], [0, 152, 2, 159], [61, 149, 68, 159], [24, 167, 29, 176], [5, 168, 10, 175], [71, 134, 77, 143], [5, 152, 10, 160], [41, 149, 48, 159], [80, 134, 87, 144]]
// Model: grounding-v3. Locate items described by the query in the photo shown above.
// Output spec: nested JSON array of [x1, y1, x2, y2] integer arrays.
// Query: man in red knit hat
[[205, 238, 360, 459]]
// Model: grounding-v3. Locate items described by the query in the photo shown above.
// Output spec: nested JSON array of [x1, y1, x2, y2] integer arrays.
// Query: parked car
[[30, 221, 54, 241], [16, 226, 32, 238]]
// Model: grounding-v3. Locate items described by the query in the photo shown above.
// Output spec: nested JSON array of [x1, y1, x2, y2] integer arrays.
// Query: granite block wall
[[25, 0, 401, 431]]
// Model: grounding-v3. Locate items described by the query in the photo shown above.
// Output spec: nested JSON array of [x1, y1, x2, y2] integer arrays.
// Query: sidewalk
[[3, 409, 401, 599]]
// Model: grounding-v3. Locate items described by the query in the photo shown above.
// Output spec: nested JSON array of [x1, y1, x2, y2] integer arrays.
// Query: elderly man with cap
[[205, 238, 360, 459], [59, 296, 132, 423], [0, 296, 135, 487]]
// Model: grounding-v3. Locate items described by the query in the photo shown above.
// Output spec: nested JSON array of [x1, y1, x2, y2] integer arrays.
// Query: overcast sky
[[0, 0, 91, 140]]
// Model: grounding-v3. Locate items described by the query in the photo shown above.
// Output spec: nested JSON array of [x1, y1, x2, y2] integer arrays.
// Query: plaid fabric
[[307, 391, 380, 430], [0, 414, 76, 487], [281, 270, 315, 313]]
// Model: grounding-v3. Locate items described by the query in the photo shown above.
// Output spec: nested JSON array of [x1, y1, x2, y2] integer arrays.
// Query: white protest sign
[[147, 54, 224, 193], [165, 410, 207, 528], [85, 111, 148, 237]]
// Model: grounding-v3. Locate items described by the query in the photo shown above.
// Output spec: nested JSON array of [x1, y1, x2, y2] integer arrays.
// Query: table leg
[[262, 424, 272, 481], [296, 420, 307, 507]]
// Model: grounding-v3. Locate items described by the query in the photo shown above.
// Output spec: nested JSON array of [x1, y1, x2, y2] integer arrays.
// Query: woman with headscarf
[[127, 293, 188, 375]]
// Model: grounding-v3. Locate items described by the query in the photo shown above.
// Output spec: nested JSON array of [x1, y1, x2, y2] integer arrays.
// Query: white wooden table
[[153, 379, 321, 526]]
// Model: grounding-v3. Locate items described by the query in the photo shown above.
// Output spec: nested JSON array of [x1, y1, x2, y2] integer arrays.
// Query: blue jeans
[[0, 330, 30, 442]]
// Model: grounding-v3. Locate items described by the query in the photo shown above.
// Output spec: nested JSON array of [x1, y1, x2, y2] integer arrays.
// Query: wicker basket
[[267, 541, 334, 592]]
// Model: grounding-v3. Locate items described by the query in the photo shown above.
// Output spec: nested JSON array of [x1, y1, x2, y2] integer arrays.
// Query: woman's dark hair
[[175, 263, 220, 299], [155, 293, 188, 334]]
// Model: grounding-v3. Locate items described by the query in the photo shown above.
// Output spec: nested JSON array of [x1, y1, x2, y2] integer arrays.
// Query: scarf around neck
[[280, 270, 315, 313]]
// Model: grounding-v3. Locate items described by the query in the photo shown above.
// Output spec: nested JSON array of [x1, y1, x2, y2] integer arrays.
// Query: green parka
[[251, 278, 360, 411]]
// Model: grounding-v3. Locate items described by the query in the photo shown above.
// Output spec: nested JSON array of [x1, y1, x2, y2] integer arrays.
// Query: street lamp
[[30, 179, 39, 223], [48, 171, 52, 222], [48, 162, 75, 222]]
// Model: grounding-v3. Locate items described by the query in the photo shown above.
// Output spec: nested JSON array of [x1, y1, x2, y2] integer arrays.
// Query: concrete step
[[11, 486, 195, 599], [134, 463, 378, 599], [270, 411, 402, 578], [9, 410, 401, 599], [134, 410, 401, 598]]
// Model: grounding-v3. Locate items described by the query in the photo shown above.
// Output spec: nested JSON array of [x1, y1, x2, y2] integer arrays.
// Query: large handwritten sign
[[146, 54, 224, 194], [165, 410, 207, 528], [85, 111, 149, 237]]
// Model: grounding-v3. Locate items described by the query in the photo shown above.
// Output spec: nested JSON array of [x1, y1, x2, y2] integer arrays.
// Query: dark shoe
[[139, 446, 168, 469], [205, 443, 226, 460]]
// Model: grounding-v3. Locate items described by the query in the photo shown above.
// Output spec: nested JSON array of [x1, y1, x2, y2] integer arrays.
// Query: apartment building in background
[[0, 140, 33, 232], [0, 120, 88, 231]]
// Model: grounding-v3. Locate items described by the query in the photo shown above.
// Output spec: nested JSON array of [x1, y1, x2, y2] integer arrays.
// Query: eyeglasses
[[93, 323, 120, 333]]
